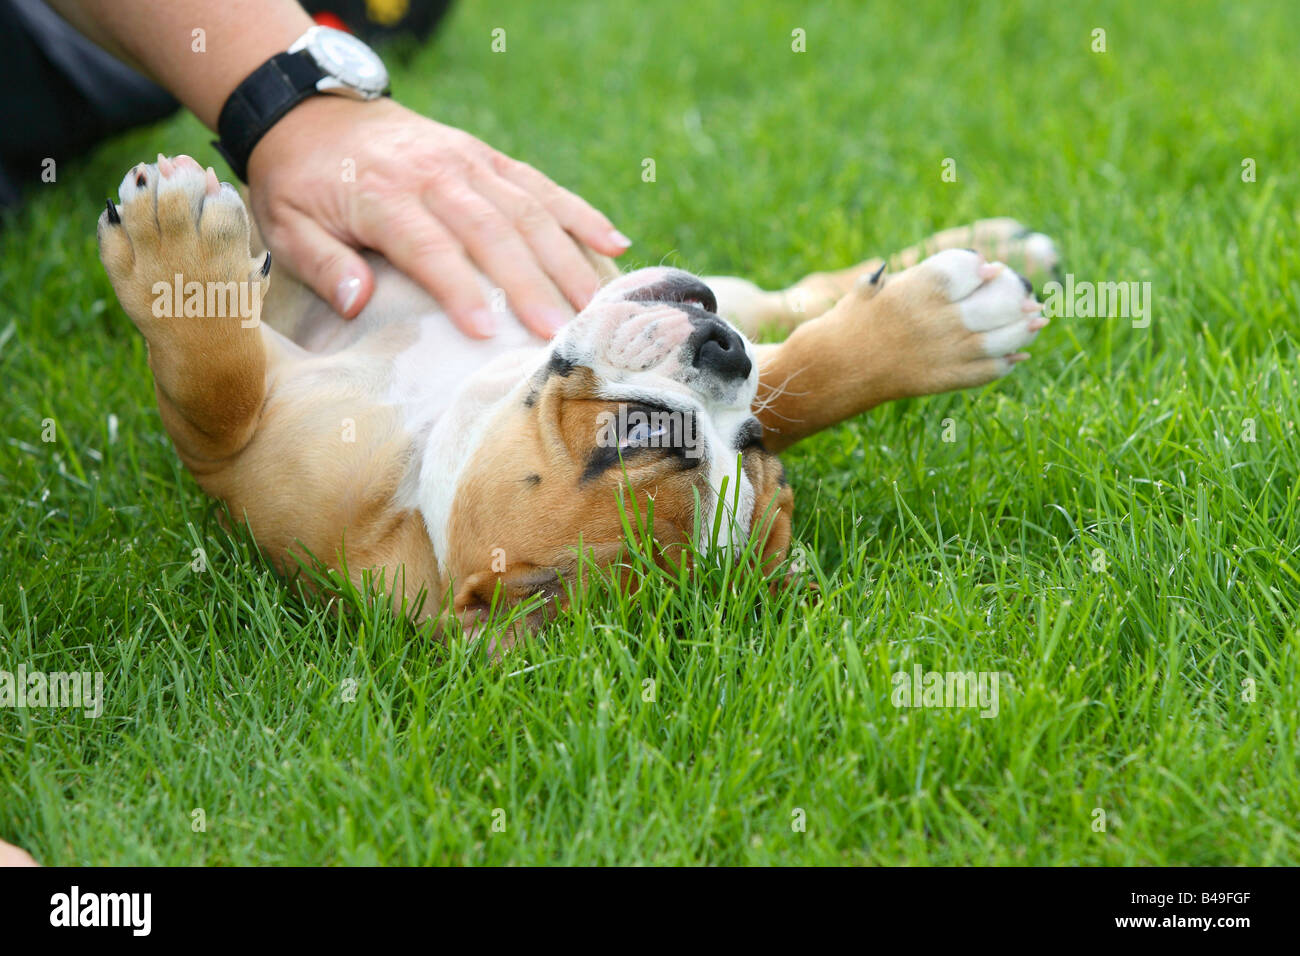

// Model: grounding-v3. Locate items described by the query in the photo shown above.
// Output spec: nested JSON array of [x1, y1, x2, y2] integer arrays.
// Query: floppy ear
[[449, 541, 630, 653], [452, 564, 570, 652]]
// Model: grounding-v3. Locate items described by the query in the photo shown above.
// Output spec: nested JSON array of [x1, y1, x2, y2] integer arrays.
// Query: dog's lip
[[734, 416, 764, 451]]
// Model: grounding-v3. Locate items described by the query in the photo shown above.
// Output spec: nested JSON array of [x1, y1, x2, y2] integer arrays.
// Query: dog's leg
[[98, 155, 274, 465], [752, 249, 1046, 453], [709, 218, 1057, 339]]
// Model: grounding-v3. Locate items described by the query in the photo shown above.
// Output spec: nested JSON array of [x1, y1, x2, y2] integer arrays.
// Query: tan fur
[[752, 263, 1010, 453], [100, 157, 1050, 637], [446, 367, 707, 631]]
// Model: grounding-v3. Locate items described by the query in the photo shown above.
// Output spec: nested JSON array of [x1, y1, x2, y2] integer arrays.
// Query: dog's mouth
[[547, 271, 759, 414]]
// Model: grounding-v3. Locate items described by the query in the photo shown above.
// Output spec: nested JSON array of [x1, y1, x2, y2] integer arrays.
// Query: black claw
[[867, 261, 886, 284], [1019, 273, 1033, 295], [104, 199, 120, 225], [260, 251, 272, 277]]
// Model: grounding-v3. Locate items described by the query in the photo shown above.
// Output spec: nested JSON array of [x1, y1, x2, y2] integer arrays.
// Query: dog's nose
[[689, 318, 752, 382]]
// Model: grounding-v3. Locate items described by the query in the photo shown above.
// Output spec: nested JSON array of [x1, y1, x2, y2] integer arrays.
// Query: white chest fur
[[365, 264, 548, 573]]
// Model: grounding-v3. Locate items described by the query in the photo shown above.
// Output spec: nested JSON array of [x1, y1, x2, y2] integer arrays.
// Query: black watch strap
[[213, 50, 326, 182]]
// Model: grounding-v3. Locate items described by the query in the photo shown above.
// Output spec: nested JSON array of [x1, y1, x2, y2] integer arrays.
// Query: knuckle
[[355, 164, 399, 197], [490, 151, 522, 176], [512, 198, 552, 232], [417, 148, 470, 185], [461, 200, 508, 237], [407, 230, 460, 262]]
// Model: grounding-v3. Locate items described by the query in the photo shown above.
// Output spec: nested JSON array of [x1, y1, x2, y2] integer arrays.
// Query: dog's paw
[[97, 155, 266, 323], [919, 218, 1060, 279], [859, 248, 1047, 396]]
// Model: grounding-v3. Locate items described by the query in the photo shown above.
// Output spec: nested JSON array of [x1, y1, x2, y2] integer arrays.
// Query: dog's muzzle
[[688, 317, 751, 382]]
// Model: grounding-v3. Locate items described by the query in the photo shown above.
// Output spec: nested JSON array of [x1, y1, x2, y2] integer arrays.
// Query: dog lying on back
[[97, 154, 1055, 641]]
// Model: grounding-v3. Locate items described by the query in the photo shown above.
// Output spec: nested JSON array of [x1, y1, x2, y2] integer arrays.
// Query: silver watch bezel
[[289, 25, 389, 99]]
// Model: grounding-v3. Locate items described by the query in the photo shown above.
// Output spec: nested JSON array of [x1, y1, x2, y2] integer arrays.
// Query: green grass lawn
[[3, 0, 1299, 865]]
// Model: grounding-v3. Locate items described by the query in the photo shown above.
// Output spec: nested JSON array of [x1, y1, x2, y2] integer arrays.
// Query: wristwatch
[[213, 25, 390, 182]]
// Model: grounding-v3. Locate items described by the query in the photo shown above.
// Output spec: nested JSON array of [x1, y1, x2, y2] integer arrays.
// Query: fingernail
[[468, 308, 498, 336], [336, 275, 363, 315], [608, 229, 633, 250]]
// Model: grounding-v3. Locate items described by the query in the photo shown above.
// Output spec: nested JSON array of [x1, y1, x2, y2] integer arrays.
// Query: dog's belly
[[384, 311, 539, 424], [367, 258, 545, 423], [278, 254, 546, 420]]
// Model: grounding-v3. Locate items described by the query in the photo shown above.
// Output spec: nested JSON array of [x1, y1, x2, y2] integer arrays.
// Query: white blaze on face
[[695, 408, 756, 553], [556, 271, 764, 556]]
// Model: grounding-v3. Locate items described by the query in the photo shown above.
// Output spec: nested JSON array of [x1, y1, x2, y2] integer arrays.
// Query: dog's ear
[[452, 564, 570, 653], [746, 450, 794, 578], [449, 541, 630, 653]]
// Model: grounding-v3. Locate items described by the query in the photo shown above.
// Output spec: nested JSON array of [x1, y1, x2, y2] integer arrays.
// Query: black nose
[[689, 318, 752, 382]]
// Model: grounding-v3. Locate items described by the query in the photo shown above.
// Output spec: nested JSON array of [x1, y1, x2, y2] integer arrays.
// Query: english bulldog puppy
[[97, 155, 1056, 642]]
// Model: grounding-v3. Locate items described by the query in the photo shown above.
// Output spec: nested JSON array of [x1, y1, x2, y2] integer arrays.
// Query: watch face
[[307, 27, 388, 94]]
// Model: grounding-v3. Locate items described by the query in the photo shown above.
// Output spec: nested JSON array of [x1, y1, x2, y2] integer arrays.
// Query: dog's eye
[[623, 421, 667, 447], [584, 405, 702, 483]]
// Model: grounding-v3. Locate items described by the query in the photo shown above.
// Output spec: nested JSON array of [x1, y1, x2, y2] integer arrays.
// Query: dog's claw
[[104, 199, 120, 225], [260, 250, 272, 277]]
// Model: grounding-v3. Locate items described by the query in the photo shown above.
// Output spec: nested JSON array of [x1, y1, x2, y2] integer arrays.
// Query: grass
[[2, 0, 1299, 865]]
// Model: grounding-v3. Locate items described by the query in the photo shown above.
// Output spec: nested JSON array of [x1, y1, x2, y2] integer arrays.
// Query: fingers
[[0, 839, 37, 867], [491, 151, 631, 256], [421, 181, 577, 338], [246, 98, 631, 337], [359, 197, 499, 338], [273, 212, 375, 319], [469, 165, 603, 311]]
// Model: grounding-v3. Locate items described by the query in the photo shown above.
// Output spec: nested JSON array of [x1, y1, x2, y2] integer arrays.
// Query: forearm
[[46, 0, 314, 128]]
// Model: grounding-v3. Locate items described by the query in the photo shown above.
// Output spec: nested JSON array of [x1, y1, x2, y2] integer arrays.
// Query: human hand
[[0, 838, 37, 866], [246, 96, 630, 337]]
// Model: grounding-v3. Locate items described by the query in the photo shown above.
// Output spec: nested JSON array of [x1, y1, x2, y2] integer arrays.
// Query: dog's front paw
[[97, 154, 266, 325], [861, 248, 1047, 397]]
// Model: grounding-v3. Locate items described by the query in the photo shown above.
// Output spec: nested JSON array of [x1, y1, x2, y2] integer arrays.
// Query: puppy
[[97, 155, 1054, 640]]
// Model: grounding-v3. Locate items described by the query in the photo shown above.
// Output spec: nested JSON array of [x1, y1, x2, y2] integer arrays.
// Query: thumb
[[275, 213, 375, 318]]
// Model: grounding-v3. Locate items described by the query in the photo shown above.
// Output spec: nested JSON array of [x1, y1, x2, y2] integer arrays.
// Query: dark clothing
[[0, 0, 452, 207], [0, 0, 178, 206]]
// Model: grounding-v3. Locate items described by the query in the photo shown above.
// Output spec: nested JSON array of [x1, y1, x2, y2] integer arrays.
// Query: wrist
[[214, 25, 390, 182], [184, 11, 318, 128]]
